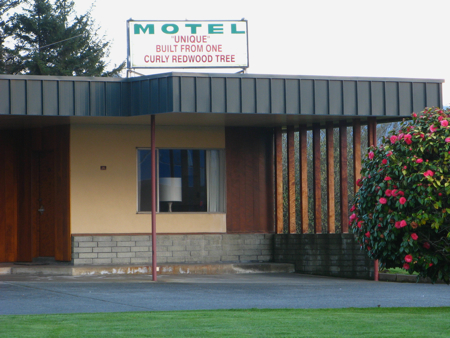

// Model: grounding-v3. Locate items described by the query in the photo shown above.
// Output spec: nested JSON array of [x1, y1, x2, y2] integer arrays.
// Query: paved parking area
[[0, 273, 449, 315]]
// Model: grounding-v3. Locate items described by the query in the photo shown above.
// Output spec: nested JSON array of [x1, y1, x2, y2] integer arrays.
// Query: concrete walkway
[[1, 272, 449, 315]]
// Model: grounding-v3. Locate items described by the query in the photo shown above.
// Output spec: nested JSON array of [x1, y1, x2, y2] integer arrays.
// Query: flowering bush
[[350, 107, 450, 284]]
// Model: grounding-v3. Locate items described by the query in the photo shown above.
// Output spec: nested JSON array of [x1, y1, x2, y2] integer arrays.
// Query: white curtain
[[207, 150, 225, 212]]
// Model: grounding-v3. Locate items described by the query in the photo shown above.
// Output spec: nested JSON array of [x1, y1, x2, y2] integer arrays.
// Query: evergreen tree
[[5, 0, 124, 76], [0, 0, 23, 73]]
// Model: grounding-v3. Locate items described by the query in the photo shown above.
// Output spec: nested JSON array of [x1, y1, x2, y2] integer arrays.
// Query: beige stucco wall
[[70, 124, 226, 234]]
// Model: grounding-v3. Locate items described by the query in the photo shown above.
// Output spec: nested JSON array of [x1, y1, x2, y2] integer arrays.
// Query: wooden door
[[34, 151, 56, 257]]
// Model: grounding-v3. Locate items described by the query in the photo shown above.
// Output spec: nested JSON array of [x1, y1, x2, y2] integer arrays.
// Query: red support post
[[151, 115, 157, 282]]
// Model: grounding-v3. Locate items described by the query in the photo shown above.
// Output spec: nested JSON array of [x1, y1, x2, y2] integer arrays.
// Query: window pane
[[159, 149, 207, 212], [138, 149, 152, 212]]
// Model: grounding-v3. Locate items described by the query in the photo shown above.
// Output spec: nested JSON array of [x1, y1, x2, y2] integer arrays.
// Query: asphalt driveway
[[0, 273, 449, 315]]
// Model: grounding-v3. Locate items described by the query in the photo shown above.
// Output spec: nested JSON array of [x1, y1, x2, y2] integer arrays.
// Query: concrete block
[[167, 257, 186, 263], [168, 245, 186, 251], [190, 251, 205, 257], [73, 258, 93, 265], [112, 236, 131, 242], [155, 251, 172, 257], [111, 258, 131, 264], [257, 255, 272, 261], [157, 239, 173, 246], [131, 235, 150, 241], [73, 247, 93, 253], [73, 236, 93, 242], [131, 246, 150, 252], [116, 241, 136, 247], [79, 253, 98, 259], [135, 252, 152, 258], [173, 251, 190, 257], [135, 241, 152, 247], [93, 247, 112, 253], [78, 242, 97, 248], [117, 252, 136, 258], [72, 253, 79, 259], [221, 255, 239, 261], [112, 247, 131, 253], [92, 236, 112, 242], [98, 241, 117, 247], [168, 235, 187, 241], [98, 253, 117, 258], [92, 258, 112, 265], [131, 257, 151, 264]]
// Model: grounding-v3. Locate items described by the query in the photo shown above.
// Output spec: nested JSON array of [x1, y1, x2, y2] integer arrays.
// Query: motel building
[[0, 21, 445, 278]]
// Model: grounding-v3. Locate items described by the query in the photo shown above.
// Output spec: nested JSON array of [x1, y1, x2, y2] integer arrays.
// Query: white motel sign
[[127, 20, 249, 69]]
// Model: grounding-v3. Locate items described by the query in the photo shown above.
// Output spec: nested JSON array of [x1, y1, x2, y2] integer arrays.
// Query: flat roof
[[0, 72, 444, 128]]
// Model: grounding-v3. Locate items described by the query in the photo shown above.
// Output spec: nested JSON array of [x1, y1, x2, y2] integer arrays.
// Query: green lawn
[[1, 307, 449, 337]]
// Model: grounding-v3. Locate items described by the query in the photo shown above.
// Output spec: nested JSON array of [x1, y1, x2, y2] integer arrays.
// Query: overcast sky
[[74, 0, 450, 106]]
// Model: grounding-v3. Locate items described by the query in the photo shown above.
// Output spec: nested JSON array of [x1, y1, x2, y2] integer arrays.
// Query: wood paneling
[[226, 127, 274, 233], [312, 125, 321, 234], [368, 117, 377, 147], [299, 126, 308, 233], [339, 121, 349, 233], [275, 127, 283, 233], [0, 126, 71, 263], [287, 126, 296, 233], [326, 123, 335, 233]]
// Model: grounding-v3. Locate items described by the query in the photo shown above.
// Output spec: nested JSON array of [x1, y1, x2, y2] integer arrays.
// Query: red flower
[[416, 158, 423, 164], [390, 135, 398, 144], [404, 254, 413, 263], [379, 198, 387, 204], [400, 220, 407, 228], [384, 176, 392, 181], [385, 189, 392, 196], [357, 221, 363, 229], [412, 113, 417, 118], [368, 151, 374, 160], [349, 213, 357, 221], [423, 242, 431, 249], [365, 231, 370, 238], [350, 205, 356, 212], [399, 197, 407, 205], [424, 170, 434, 177], [391, 189, 398, 196], [382, 159, 387, 165], [411, 233, 418, 240], [386, 151, 393, 157], [430, 125, 438, 133], [395, 221, 401, 229], [403, 263, 410, 270], [445, 137, 450, 143], [441, 120, 448, 127]]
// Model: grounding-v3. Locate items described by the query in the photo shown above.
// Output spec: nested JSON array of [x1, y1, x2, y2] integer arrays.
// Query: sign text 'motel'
[[127, 20, 248, 69], [134, 23, 246, 35]]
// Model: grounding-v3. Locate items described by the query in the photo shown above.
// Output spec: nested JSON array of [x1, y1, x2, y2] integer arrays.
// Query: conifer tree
[[4, 0, 124, 76]]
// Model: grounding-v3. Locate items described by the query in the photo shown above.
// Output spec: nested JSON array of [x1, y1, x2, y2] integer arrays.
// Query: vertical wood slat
[[312, 125, 321, 234], [275, 127, 283, 234], [299, 126, 308, 233], [353, 120, 362, 193], [368, 117, 377, 147], [287, 126, 296, 233], [54, 125, 71, 261], [339, 121, 349, 233], [326, 123, 335, 233]]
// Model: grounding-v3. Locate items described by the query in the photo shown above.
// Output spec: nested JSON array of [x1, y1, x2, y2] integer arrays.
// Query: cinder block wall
[[273, 234, 374, 279], [71, 234, 273, 265]]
